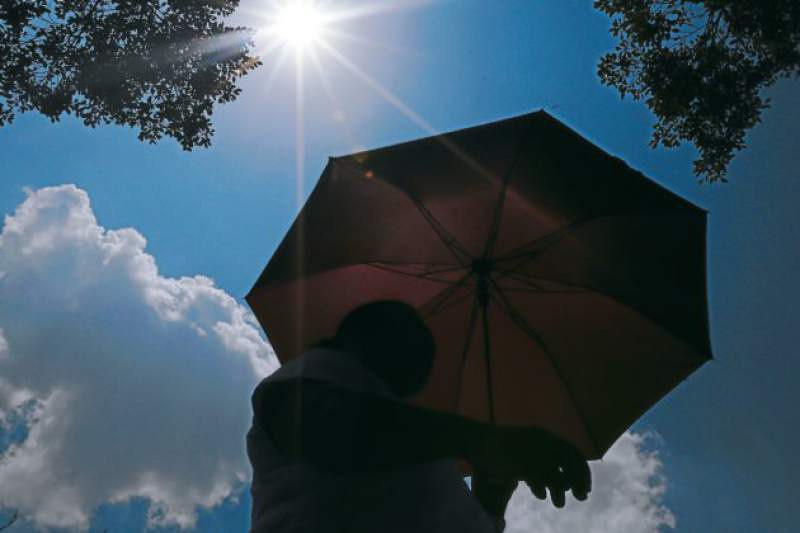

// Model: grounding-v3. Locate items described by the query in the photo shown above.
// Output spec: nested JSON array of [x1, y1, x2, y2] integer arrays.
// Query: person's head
[[329, 301, 436, 398]]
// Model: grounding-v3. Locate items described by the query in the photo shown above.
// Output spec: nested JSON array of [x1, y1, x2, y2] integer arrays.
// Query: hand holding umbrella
[[471, 425, 591, 504], [471, 427, 590, 530]]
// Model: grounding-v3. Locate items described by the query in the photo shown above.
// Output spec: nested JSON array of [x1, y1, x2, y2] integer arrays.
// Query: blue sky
[[1, 1, 798, 531]]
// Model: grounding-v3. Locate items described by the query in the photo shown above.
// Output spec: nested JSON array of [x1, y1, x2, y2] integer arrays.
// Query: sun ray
[[317, 40, 496, 185], [248, 1, 439, 61], [307, 46, 358, 148], [324, 0, 440, 24], [255, 41, 294, 95], [293, 46, 306, 355], [317, 39, 438, 135], [248, 1, 496, 197], [323, 27, 416, 56], [295, 48, 306, 210]]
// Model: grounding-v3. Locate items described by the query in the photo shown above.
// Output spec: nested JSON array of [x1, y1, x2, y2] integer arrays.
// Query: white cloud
[[0, 185, 677, 532], [0, 185, 277, 530], [505, 432, 676, 533]]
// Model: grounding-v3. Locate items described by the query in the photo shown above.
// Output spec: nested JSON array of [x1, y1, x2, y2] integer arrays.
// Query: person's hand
[[469, 426, 591, 508], [471, 469, 517, 520]]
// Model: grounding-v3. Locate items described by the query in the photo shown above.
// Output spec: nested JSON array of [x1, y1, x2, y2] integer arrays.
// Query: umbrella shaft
[[477, 273, 490, 308], [480, 292, 496, 425]]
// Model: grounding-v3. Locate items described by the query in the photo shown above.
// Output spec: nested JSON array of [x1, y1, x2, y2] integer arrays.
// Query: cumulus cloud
[[0, 185, 277, 530], [0, 185, 676, 532], [505, 431, 675, 533]]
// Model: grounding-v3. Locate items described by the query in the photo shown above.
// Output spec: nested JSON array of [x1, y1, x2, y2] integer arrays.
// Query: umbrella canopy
[[246, 110, 712, 460]]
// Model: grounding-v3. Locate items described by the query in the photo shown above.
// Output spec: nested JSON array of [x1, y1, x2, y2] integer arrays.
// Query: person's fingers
[[544, 468, 568, 509], [525, 478, 547, 500], [572, 486, 588, 502], [549, 484, 566, 508], [515, 429, 591, 506], [557, 444, 591, 497]]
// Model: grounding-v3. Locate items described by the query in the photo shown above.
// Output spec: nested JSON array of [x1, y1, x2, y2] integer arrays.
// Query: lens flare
[[273, 1, 325, 49]]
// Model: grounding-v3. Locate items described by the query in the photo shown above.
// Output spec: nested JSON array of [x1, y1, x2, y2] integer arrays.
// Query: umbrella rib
[[497, 274, 611, 301], [495, 273, 709, 362], [494, 286, 590, 294], [365, 262, 466, 285], [424, 286, 478, 318], [483, 139, 527, 259], [488, 278, 602, 457], [496, 211, 679, 264], [359, 260, 462, 268], [484, 122, 551, 260], [332, 157, 472, 265], [489, 220, 595, 283], [388, 263, 468, 277], [419, 272, 475, 317], [494, 215, 601, 263], [481, 302, 496, 424], [409, 196, 474, 267], [453, 296, 480, 413], [420, 265, 471, 276], [493, 270, 546, 290], [493, 270, 590, 293]]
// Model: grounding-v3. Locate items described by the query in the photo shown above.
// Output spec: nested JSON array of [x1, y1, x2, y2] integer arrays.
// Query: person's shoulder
[[253, 348, 395, 401], [250, 349, 333, 399]]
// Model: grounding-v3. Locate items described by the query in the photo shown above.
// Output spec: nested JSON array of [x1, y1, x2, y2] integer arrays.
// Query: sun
[[269, 1, 327, 50], [245, 0, 443, 219]]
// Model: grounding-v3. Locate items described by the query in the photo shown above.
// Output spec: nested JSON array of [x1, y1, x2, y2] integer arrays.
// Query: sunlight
[[317, 39, 494, 184], [249, 1, 434, 62], [246, 1, 495, 203], [260, 0, 329, 51], [274, 1, 325, 48]]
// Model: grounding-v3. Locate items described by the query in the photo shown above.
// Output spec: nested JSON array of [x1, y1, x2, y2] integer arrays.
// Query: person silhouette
[[247, 300, 590, 532]]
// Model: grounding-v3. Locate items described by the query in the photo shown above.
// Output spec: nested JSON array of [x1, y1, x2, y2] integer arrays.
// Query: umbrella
[[246, 110, 712, 460]]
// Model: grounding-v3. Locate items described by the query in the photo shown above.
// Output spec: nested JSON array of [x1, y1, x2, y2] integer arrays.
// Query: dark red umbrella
[[246, 111, 712, 460]]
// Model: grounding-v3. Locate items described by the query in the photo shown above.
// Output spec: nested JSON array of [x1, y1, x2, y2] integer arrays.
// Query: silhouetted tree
[[0, 0, 261, 149], [596, 0, 800, 182]]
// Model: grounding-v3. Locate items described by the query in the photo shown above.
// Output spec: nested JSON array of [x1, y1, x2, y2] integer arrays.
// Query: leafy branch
[[595, 0, 800, 182], [0, 0, 262, 149]]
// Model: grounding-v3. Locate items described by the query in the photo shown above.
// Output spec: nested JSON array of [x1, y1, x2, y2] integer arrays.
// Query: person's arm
[[252, 377, 591, 504], [253, 377, 485, 473]]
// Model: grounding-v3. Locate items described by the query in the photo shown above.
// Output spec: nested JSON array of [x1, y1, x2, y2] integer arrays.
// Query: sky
[[1, 0, 798, 531]]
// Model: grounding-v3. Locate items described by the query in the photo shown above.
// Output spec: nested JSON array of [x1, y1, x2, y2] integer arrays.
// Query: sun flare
[[269, 1, 327, 50], [247, 0, 443, 212]]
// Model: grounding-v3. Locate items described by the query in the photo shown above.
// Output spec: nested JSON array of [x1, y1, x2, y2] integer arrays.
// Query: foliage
[[595, 0, 800, 182], [0, 0, 261, 149]]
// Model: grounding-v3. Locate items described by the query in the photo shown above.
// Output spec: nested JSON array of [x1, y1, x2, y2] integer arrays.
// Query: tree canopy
[[0, 0, 260, 149], [596, 0, 800, 182]]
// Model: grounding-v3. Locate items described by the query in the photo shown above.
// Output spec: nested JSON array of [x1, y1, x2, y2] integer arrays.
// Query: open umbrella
[[246, 111, 712, 460]]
